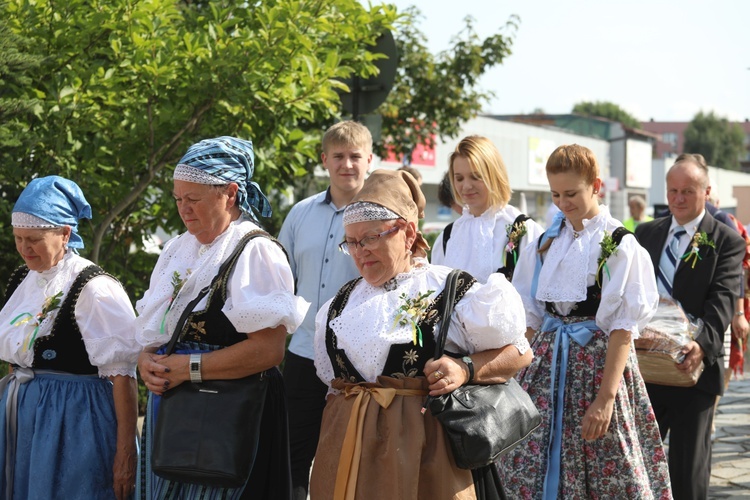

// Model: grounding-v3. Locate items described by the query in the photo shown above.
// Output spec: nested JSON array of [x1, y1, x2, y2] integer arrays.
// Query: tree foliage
[[0, 0, 518, 304], [683, 111, 745, 171], [378, 7, 517, 160], [572, 100, 641, 129], [0, 0, 396, 302]]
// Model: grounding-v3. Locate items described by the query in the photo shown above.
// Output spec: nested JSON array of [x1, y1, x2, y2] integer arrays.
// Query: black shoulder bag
[[151, 231, 271, 488], [427, 269, 542, 470]]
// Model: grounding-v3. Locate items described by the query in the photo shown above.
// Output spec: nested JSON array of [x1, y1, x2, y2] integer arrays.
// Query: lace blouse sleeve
[[447, 273, 530, 355], [76, 275, 140, 379], [511, 238, 545, 331], [222, 236, 309, 334], [596, 234, 659, 337]]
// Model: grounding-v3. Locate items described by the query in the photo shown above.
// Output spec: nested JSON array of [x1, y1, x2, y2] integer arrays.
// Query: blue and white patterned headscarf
[[11, 176, 92, 249], [173, 136, 272, 221]]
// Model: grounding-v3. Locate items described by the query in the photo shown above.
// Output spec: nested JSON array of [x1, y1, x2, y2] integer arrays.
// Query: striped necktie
[[657, 226, 686, 296]]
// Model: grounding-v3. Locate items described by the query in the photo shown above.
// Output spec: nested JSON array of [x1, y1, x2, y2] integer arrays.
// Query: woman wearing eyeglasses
[[309, 169, 532, 499]]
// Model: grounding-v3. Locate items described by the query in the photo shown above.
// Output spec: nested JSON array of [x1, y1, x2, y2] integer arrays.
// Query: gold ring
[[434, 370, 444, 380]]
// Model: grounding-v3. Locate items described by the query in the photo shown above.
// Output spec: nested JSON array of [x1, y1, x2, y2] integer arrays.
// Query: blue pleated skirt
[[0, 371, 117, 499]]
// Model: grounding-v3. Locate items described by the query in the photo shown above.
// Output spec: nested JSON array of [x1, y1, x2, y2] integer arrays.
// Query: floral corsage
[[160, 270, 190, 334], [10, 291, 64, 351], [596, 231, 619, 287], [504, 219, 528, 267], [392, 290, 434, 347], [681, 231, 715, 269]]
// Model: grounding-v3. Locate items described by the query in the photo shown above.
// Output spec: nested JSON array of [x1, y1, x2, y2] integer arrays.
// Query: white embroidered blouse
[[313, 263, 529, 387], [512, 206, 658, 337], [135, 218, 308, 348], [0, 251, 140, 378], [431, 204, 544, 283]]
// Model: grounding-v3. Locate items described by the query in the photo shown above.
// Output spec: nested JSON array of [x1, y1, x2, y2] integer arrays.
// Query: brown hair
[[322, 121, 372, 155], [545, 144, 599, 185], [449, 135, 512, 208], [538, 144, 599, 254]]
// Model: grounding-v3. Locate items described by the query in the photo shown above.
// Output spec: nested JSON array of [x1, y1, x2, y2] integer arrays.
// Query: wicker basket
[[634, 348, 703, 387]]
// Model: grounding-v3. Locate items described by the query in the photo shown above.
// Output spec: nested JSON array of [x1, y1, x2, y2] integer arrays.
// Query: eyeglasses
[[338, 226, 400, 255]]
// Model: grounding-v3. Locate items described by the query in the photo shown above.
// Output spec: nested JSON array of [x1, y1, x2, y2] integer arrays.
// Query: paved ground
[[710, 356, 750, 499]]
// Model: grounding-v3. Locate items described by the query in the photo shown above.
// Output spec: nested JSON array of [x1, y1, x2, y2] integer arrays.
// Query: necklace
[[383, 277, 398, 291], [573, 230, 580, 239]]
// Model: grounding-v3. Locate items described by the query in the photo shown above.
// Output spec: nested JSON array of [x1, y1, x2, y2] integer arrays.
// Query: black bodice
[[324, 270, 476, 383]]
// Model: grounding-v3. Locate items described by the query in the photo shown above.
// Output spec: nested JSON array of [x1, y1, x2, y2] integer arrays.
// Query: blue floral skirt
[[498, 323, 672, 499]]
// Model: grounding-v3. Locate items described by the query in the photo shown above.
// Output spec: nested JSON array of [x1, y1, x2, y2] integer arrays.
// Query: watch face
[[191, 362, 200, 371]]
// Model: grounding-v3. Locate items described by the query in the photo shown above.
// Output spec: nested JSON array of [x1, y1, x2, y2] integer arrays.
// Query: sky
[[386, 0, 750, 123]]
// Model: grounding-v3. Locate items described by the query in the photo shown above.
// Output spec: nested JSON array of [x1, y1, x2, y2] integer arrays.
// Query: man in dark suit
[[635, 155, 744, 500]]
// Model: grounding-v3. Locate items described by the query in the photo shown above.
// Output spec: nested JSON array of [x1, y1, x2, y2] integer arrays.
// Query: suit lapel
[[645, 218, 672, 274]]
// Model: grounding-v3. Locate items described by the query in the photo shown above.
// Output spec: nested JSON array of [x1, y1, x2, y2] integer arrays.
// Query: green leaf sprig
[[596, 231, 619, 288], [681, 232, 716, 269]]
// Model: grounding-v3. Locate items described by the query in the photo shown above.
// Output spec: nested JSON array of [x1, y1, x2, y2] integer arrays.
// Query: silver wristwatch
[[189, 353, 203, 383], [462, 355, 474, 384]]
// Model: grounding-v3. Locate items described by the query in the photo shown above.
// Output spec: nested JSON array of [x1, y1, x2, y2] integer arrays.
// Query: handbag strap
[[164, 229, 270, 355], [432, 269, 462, 360]]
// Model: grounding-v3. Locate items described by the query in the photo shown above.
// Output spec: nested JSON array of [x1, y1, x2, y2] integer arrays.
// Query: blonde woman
[[432, 135, 542, 283]]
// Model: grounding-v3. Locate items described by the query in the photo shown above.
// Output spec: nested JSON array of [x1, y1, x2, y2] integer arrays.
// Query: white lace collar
[[535, 205, 609, 303]]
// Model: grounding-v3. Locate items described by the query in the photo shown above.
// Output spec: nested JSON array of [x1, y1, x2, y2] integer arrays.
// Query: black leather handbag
[[427, 269, 542, 470], [151, 232, 270, 488]]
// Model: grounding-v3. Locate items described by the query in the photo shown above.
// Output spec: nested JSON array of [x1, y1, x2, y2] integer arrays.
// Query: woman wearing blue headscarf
[[135, 137, 308, 499], [0, 176, 141, 499]]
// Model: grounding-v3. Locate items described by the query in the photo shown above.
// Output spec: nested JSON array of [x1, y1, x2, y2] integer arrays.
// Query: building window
[[661, 132, 678, 147]]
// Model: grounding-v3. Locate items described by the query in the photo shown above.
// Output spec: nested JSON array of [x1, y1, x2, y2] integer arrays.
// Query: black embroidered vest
[[175, 231, 285, 347], [4, 264, 111, 374], [324, 270, 476, 383]]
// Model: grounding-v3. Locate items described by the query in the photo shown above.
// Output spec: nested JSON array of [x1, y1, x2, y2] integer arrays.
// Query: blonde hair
[[322, 121, 372, 155], [448, 135, 511, 208], [545, 144, 599, 185]]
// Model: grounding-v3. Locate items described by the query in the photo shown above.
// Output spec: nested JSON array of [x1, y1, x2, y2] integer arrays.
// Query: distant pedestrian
[[623, 194, 653, 231]]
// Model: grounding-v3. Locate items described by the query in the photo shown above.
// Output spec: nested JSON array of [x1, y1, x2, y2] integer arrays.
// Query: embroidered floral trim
[[596, 231, 619, 288], [392, 290, 434, 347], [391, 349, 420, 378], [681, 231, 715, 269], [9, 290, 64, 351], [504, 219, 528, 267]]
